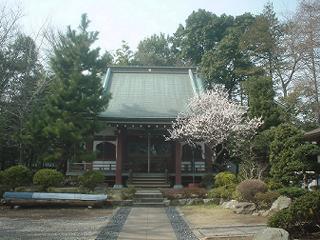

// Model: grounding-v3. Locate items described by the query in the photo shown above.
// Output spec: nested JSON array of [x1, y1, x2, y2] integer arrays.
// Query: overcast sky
[[4, 0, 299, 53]]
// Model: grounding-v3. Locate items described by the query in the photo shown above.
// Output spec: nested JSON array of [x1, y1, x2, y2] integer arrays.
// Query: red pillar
[[174, 142, 183, 189], [114, 128, 123, 188]]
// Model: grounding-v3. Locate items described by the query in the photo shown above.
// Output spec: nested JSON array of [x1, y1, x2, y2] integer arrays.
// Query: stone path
[[118, 207, 177, 240]]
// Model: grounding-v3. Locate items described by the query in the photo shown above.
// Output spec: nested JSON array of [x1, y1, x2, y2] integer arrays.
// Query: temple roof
[[99, 66, 204, 123]]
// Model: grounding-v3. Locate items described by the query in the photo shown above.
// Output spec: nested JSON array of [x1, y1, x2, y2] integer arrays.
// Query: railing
[[68, 161, 116, 173], [182, 161, 206, 173]]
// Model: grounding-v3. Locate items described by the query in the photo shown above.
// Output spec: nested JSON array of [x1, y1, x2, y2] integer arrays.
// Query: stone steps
[[130, 173, 170, 189], [133, 189, 165, 207]]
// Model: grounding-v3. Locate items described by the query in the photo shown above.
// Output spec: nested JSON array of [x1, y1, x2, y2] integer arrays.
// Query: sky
[[3, 0, 299, 53]]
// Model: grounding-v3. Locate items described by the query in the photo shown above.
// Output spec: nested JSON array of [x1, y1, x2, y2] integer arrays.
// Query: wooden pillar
[[114, 128, 124, 188], [205, 145, 213, 173], [174, 142, 183, 189]]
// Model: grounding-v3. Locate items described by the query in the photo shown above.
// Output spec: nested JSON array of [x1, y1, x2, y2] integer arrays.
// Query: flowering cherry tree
[[167, 85, 262, 162]]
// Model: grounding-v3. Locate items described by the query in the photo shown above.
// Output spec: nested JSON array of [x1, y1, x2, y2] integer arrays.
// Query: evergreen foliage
[[33, 168, 64, 191], [269, 124, 320, 185], [31, 14, 111, 172]]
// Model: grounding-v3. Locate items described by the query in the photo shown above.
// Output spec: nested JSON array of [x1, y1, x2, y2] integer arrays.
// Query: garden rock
[[233, 202, 256, 214], [203, 198, 219, 205], [253, 227, 289, 240], [270, 196, 291, 213], [178, 199, 187, 205], [186, 198, 203, 205], [221, 200, 238, 209]]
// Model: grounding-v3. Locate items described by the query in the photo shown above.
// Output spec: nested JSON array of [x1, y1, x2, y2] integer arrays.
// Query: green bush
[[79, 170, 104, 191], [214, 172, 237, 187], [33, 169, 64, 191], [208, 185, 235, 200], [268, 191, 320, 236], [268, 208, 293, 230], [120, 186, 136, 200], [277, 187, 308, 199], [236, 179, 267, 202], [254, 191, 280, 209], [266, 179, 284, 190], [200, 173, 214, 188], [3, 165, 32, 189]]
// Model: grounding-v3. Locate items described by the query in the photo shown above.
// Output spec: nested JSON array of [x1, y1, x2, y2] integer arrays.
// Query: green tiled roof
[[99, 66, 204, 122]]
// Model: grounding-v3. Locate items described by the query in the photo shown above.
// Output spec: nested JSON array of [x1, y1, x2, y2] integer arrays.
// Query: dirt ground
[[0, 207, 114, 240], [180, 205, 267, 228]]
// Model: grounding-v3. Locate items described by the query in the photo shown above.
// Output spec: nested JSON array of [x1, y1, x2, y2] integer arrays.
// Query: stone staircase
[[129, 173, 170, 189], [133, 189, 166, 207]]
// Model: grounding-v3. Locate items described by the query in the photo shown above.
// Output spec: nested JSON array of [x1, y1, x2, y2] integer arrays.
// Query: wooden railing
[[182, 161, 206, 173], [68, 161, 116, 173]]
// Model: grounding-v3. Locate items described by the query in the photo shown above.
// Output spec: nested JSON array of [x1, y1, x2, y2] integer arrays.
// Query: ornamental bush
[[268, 191, 320, 236], [120, 186, 136, 200], [236, 179, 267, 202], [214, 172, 237, 187], [254, 191, 280, 209], [3, 165, 32, 189], [182, 188, 208, 199], [208, 185, 235, 200], [33, 169, 64, 191], [277, 187, 308, 200], [79, 170, 104, 191]]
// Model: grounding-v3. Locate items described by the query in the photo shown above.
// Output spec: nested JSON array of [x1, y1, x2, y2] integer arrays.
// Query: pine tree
[[37, 14, 111, 172]]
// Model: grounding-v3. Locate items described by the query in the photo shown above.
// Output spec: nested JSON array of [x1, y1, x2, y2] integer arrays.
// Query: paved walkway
[[118, 207, 177, 240]]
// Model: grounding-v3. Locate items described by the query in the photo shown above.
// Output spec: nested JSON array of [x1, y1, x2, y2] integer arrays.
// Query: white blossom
[[167, 85, 263, 160]]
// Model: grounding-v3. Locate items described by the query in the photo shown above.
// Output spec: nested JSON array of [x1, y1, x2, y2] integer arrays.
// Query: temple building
[[67, 66, 212, 188]]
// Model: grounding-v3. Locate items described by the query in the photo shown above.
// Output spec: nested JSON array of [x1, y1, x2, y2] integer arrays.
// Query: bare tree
[[294, 0, 320, 123]]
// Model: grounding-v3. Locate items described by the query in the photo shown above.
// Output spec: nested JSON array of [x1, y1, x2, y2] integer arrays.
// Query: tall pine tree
[[36, 14, 111, 172]]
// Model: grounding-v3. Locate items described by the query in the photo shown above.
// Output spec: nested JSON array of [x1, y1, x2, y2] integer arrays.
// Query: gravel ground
[[0, 207, 114, 240], [95, 207, 131, 240], [166, 207, 198, 240]]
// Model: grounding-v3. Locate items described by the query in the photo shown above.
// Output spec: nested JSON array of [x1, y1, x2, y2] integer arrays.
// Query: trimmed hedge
[[214, 172, 237, 187], [33, 169, 64, 191], [208, 185, 235, 200], [236, 179, 267, 202], [3, 165, 32, 189]]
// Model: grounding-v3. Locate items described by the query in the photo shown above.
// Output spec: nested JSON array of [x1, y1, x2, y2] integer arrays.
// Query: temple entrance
[[127, 131, 172, 173]]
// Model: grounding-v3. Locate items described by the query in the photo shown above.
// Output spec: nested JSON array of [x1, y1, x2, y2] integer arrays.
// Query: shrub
[[182, 188, 207, 199], [200, 173, 214, 188], [268, 191, 320, 236], [277, 187, 308, 199], [79, 170, 104, 191], [3, 165, 32, 189], [254, 191, 280, 209], [266, 179, 284, 190], [33, 169, 64, 191], [268, 208, 293, 230], [214, 172, 237, 187], [120, 186, 136, 200], [236, 179, 267, 202], [161, 189, 184, 200], [208, 185, 235, 200]]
